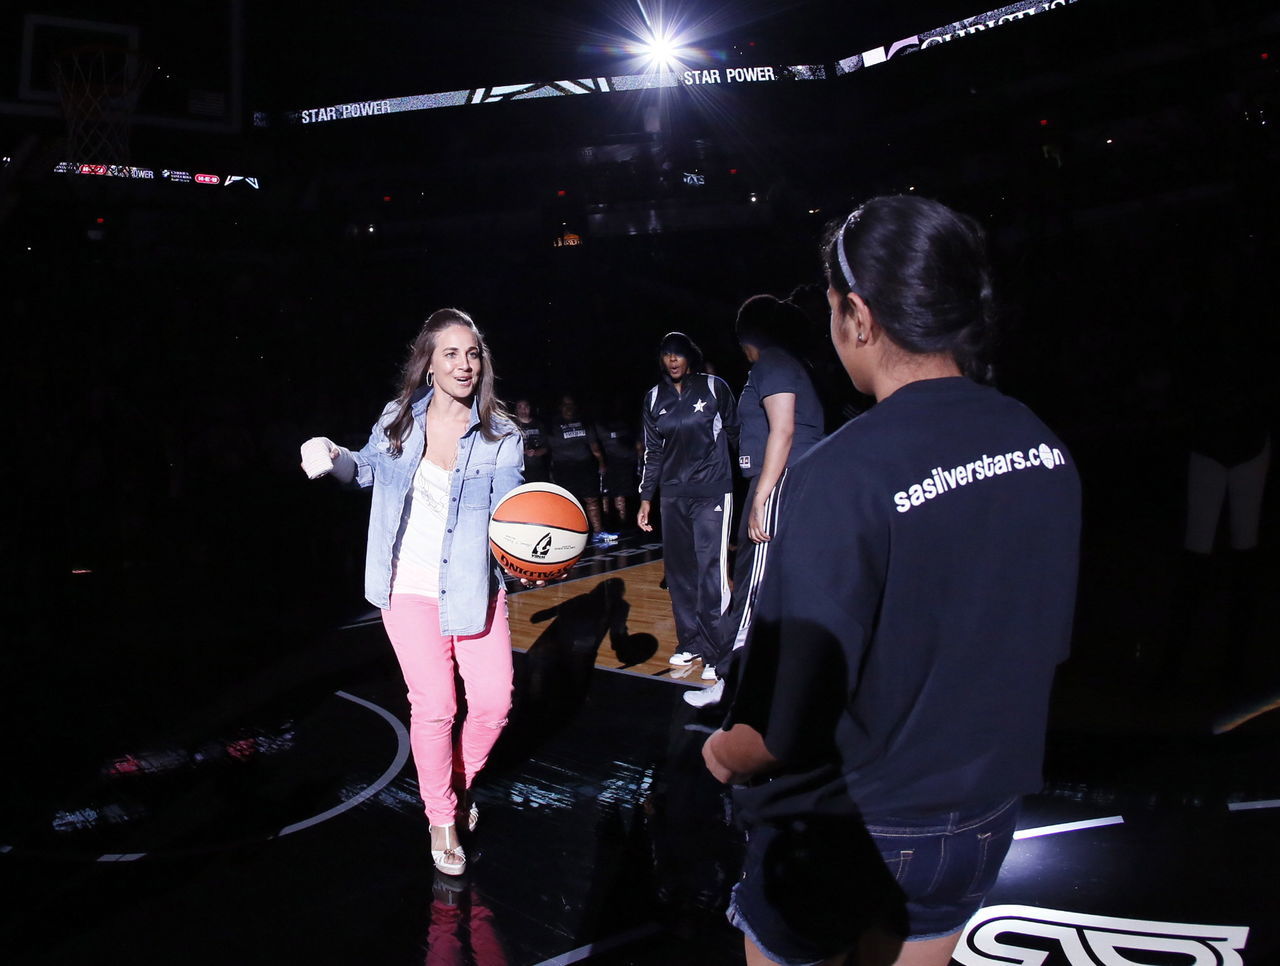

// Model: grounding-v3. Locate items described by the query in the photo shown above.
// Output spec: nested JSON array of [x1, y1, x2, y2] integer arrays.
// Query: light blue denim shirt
[[350, 387, 523, 634]]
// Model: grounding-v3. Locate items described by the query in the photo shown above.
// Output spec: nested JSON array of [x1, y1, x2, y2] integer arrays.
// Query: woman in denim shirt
[[301, 308, 522, 877]]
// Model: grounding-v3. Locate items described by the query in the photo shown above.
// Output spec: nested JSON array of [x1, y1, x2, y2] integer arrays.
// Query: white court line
[[1013, 815, 1124, 839], [530, 923, 662, 966], [276, 690, 410, 837], [1227, 799, 1280, 812], [79, 691, 406, 861]]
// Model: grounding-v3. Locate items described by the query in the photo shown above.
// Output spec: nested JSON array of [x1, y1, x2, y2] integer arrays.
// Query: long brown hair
[[385, 308, 512, 454]]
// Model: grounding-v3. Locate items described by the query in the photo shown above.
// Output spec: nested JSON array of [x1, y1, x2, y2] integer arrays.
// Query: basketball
[[489, 483, 589, 582]]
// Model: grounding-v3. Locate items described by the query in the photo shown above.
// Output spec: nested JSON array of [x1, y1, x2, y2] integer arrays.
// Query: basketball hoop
[[51, 45, 153, 168]]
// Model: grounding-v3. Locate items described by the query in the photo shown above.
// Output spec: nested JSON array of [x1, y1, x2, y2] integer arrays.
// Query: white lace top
[[390, 457, 452, 597]]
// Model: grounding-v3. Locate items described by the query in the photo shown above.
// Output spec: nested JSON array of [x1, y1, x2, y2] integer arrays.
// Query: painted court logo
[[893, 442, 1065, 513], [954, 905, 1250, 966]]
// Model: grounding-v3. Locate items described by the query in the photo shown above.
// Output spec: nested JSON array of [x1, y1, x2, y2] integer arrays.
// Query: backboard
[[1, 1, 242, 133]]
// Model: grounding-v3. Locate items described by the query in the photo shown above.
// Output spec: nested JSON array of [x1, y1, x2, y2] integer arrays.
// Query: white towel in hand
[[300, 437, 336, 478]]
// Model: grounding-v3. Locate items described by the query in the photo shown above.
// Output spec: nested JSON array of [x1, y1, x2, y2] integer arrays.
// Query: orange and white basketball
[[489, 483, 589, 582]]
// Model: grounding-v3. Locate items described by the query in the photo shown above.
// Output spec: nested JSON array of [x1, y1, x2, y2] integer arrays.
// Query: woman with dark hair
[[685, 295, 825, 708], [639, 331, 739, 672], [702, 197, 1081, 966], [300, 308, 522, 878], [596, 392, 643, 533], [548, 394, 614, 545], [514, 398, 551, 483]]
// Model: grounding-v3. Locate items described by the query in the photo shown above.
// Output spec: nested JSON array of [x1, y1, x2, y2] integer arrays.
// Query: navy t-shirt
[[725, 377, 1081, 823], [597, 419, 639, 465], [737, 348, 825, 478], [547, 418, 598, 466], [516, 417, 550, 480]]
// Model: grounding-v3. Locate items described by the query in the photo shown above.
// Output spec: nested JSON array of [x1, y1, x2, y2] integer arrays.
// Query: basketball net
[[51, 45, 152, 168]]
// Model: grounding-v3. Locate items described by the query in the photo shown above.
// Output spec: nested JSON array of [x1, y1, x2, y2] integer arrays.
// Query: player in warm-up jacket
[[638, 331, 739, 675]]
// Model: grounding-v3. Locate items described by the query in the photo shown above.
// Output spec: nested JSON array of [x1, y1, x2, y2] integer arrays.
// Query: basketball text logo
[[954, 905, 1250, 966], [532, 533, 552, 559]]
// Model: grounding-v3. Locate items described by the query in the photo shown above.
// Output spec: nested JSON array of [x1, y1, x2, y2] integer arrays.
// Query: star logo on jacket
[[693, 399, 707, 413], [658, 408, 667, 416]]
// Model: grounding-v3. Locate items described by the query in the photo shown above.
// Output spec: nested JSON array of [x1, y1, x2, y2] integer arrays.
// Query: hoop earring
[[426, 371, 434, 387]]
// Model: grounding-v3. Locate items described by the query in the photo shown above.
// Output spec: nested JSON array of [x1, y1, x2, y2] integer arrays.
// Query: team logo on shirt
[[954, 905, 1249, 966], [892, 442, 1067, 513], [693, 399, 708, 413]]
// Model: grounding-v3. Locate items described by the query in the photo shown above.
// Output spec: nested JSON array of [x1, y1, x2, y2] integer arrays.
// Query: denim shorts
[[727, 798, 1019, 965], [865, 797, 1019, 940]]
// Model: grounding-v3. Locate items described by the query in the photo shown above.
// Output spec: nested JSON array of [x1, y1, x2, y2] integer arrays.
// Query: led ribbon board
[[287, 67, 825, 126], [52, 161, 261, 187], [837, 0, 1078, 75], [283, 0, 1079, 126]]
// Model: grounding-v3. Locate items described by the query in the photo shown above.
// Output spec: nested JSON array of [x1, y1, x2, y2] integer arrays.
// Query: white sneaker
[[668, 651, 696, 666], [683, 679, 724, 708], [701, 664, 717, 681]]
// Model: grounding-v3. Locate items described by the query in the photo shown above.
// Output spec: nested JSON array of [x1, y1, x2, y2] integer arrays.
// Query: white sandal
[[430, 823, 466, 876]]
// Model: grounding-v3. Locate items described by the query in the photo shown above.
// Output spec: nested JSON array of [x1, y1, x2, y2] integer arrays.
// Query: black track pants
[[710, 471, 787, 671], [660, 492, 733, 660]]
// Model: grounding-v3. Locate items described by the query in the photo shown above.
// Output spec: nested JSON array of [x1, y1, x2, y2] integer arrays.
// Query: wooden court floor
[[507, 559, 713, 685]]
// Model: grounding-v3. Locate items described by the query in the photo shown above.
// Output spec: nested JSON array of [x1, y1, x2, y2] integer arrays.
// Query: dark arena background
[[3, 1, 1279, 963]]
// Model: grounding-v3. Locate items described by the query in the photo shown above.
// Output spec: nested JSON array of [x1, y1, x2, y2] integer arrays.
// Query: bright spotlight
[[622, 2, 698, 74], [630, 27, 693, 72], [640, 31, 679, 70]]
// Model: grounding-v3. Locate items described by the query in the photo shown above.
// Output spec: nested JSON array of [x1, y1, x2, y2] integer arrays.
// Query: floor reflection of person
[[426, 873, 508, 966], [702, 197, 1081, 966], [638, 332, 739, 677], [300, 308, 522, 878]]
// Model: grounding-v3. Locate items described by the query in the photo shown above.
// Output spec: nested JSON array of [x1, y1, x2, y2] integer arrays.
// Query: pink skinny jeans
[[381, 591, 514, 826]]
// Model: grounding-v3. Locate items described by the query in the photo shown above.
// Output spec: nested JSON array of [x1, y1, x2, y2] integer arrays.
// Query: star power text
[[682, 66, 778, 86], [300, 100, 394, 124]]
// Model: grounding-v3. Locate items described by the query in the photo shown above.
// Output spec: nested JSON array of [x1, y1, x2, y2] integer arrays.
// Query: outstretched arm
[[300, 436, 357, 484]]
